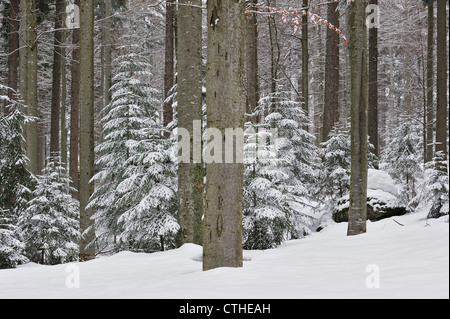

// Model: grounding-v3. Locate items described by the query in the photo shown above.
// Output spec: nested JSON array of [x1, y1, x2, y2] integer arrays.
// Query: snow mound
[[367, 169, 399, 196]]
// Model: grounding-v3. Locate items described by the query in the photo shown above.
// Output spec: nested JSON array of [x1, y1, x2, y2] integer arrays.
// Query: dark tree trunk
[[78, 0, 96, 261], [70, 0, 81, 199], [245, 0, 259, 123], [435, 0, 447, 171], [49, 0, 65, 156], [301, 0, 309, 131], [425, 1, 434, 163], [368, 0, 379, 161], [7, 0, 20, 109], [347, 0, 369, 236], [163, 0, 175, 131]]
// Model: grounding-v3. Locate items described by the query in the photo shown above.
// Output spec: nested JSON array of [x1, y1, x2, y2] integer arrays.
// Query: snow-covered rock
[[333, 169, 406, 223]]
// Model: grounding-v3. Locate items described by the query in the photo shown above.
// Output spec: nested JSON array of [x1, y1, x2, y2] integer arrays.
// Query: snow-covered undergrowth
[[0, 210, 448, 299]]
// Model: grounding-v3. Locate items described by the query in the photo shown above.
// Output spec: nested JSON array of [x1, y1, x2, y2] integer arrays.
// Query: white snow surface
[[1, 211, 448, 299], [367, 168, 399, 196]]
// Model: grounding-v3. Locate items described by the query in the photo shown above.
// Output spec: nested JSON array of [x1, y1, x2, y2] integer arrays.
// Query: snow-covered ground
[[0, 210, 448, 299]]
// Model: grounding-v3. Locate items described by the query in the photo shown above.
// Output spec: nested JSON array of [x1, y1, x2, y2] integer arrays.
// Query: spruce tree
[[381, 118, 423, 205], [90, 39, 177, 253], [18, 156, 79, 265], [0, 92, 33, 268], [243, 92, 318, 250]]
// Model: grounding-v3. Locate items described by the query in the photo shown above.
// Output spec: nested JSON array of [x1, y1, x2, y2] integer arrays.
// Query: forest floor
[[0, 208, 448, 299]]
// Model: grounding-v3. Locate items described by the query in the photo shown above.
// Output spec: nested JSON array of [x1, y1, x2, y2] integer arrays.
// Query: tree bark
[[368, 0, 379, 161], [245, 0, 259, 122], [78, 0, 96, 261], [49, 0, 65, 156], [301, 0, 309, 131], [70, 0, 80, 199], [103, 0, 112, 109], [25, 0, 39, 175], [347, 0, 368, 236], [163, 0, 175, 131], [177, 0, 204, 246], [268, 4, 278, 102], [61, 2, 68, 168], [435, 0, 447, 171], [19, 0, 27, 111], [7, 0, 20, 108], [425, 1, 434, 163], [203, 0, 245, 271], [323, 1, 339, 142]]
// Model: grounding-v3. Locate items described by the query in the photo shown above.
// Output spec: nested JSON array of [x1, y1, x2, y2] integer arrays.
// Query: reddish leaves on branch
[[248, 3, 348, 46]]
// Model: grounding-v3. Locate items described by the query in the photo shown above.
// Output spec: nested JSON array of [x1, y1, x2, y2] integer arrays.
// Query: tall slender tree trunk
[[425, 1, 434, 163], [347, 0, 369, 236], [103, 0, 112, 110], [245, 0, 259, 122], [25, 0, 39, 175], [203, 0, 245, 271], [301, 0, 309, 131], [268, 0, 278, 101], [50, 0, 65, 156], [163, 0, 175, 131], [61, 2, 68, 168], [70, 0, 80, 199], [19, 0, 27, 108], [323, 1, 339, 142], [435, 0, 447, 171], [7, 0, 20, 109], [177, 0, 204, 246], [368, 0, 379, 161], [78, 0, 96, 261]]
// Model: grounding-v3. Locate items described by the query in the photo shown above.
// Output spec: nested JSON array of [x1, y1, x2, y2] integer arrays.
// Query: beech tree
[[203, 0, 246, 271], [177, 0, 204, 246], [347, 0, 369, 236]]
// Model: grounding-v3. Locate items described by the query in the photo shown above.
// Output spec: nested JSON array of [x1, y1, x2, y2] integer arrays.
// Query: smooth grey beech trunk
[[203, 0, 245, 271], [177, 0, 204, 246], [347, 0, 369, 236]]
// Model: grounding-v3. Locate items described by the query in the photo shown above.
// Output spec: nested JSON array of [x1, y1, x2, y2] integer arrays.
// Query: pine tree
[[0, 92, 33, 268], [243, 92, 318, 250], [243, 121, 288, 249], [114, 138, 178, 252], [318, 122, 378, 218], [381, 118, 423, 205], [90, 39, 177, 253], [412, 152, 449, 219], [18, 156, 79, 265], [319, 123, 352, 201], [0, 208, 27, 269]]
